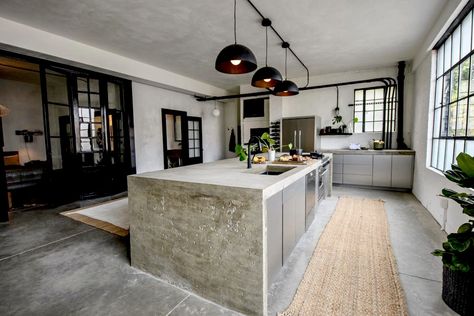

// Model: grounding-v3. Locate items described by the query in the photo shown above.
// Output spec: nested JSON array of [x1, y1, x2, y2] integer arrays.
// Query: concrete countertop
[[131, 156, 330, 198], [322, 149, 415, 155]]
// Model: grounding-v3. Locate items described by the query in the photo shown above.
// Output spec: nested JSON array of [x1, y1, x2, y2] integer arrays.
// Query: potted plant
[[432, 152, 474, 315]]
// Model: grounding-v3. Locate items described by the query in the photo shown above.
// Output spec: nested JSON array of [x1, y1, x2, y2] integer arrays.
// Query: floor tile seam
[[0, 227, 96, 263], [164, 294, 190, 316], [399, 271, 441, 283]]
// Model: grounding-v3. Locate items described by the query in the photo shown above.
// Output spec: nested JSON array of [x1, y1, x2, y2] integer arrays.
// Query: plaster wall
[[132, 82, 225, 173], [410, 0, 469, 234], [0, 77, 46, 164]]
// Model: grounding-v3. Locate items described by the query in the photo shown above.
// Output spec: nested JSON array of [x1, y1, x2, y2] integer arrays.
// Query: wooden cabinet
[[391, 155, 414, 188], [373, 155, 392, 187], [266, 190, 283, 286], [282, 177, 305, 264]]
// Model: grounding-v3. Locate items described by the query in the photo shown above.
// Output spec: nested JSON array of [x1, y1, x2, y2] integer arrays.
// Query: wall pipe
[[397, 61, 408, 149]]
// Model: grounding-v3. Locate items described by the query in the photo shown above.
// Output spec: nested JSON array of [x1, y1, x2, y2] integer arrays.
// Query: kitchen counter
[[322, 148, 415, 155], [128, 156, 331, 315]]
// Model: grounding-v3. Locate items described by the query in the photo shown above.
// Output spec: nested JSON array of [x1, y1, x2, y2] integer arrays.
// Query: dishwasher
[[305, 169, 317, 230]]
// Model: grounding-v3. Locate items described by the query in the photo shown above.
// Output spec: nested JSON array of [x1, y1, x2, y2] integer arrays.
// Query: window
[[353, 87, 396, 133], [431, 8, 474, 172]]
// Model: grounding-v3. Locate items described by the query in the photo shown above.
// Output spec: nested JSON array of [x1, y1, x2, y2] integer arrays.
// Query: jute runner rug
[[279, 197, 407, 316]]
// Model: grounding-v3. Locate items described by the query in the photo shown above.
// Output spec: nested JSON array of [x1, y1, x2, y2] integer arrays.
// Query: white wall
[[410, 0, 468, 234], [132, 82, 225, 173], [223, 99, 239, 158], [0, 77, 46, 164]]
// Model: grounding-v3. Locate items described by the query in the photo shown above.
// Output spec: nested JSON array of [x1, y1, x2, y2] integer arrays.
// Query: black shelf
[[319, 133, 353, 136]]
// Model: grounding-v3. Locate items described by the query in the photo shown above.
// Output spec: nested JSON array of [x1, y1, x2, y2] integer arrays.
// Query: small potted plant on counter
[[432, 152, 474, 315]]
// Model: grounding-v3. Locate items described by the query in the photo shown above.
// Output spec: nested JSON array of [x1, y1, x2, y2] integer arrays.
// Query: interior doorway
[[161, 109, 203, 169]]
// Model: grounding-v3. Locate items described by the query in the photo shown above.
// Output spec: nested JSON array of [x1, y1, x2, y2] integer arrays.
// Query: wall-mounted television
[[243, 98, 266, 118]]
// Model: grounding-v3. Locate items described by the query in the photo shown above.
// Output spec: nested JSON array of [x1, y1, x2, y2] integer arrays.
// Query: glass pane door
[[187, 116, 203, 165]]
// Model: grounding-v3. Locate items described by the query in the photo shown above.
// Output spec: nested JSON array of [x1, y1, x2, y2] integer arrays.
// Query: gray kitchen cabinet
[[391, 155, 414, 188], [266, 190, 283, 286], [373, 155, 392, 187], [333, 154, 343, 184], [342, 154, 373, 186], [282, 177, 306, 264]]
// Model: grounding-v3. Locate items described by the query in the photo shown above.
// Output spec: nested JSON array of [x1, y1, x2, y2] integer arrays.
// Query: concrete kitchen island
[[128, 156, 331, 315]]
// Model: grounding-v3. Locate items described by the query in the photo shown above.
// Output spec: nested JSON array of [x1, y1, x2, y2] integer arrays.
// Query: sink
[[259, 165, 296, 176]]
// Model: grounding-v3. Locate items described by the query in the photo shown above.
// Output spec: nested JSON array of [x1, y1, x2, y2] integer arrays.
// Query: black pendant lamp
[[251, 19, 282, 88], [215, 0, 257, 74], [274, 43, 299, 96]]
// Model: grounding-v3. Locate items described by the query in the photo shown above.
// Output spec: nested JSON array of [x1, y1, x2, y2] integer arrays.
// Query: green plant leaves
[[235, 144, 247, 161], [458, 223, 473, 233], [457, 152, 474, 177]]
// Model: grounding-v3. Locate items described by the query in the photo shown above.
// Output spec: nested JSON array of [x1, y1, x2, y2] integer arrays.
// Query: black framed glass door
[[187, 116, 203, 165]]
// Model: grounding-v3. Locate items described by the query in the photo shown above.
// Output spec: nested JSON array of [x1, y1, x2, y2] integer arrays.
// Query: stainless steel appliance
[[318, 157, 330, 201], [282, 116, 321, 152], [305, 169, 317, 230]]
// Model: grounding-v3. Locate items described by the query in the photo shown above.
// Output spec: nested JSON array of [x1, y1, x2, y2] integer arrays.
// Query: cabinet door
[[373, 155, 392, 187], [266, 190, 283, 286], [391, 155, 414, 188], [282, 177, 305, 263]]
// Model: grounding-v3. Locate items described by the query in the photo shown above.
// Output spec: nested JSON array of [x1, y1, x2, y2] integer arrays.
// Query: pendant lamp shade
[[215, 0, 257, 74], [215, 44, 257, 74], [274, 43, 299, 96], [274, 80, 299, 96], [251, 66, 282, 88]]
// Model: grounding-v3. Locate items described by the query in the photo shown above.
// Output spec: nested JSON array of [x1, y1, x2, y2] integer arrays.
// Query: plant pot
[[442, 266, 474, 315], [267, 150, 276, 162], [295, 148, 303, 155]]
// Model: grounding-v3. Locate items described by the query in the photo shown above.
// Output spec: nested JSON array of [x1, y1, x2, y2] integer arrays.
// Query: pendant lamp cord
[[234, 0, 237, 44], [284, 48, 288, 79], [265, 27, 268, 66]]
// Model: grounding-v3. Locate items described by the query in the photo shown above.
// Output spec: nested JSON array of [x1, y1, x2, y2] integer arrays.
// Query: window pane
[[354, 123, 362, 133], [443, 72, 451, 105], [459, 58, 470, 98], [354, 111, 363, 122], [374, 88, 384, 99], [466, 140, 474, 156], [470, 58, 474, 95], [355, 104, 363, 112], [90, 94, 100, 108], [456, 98, 467, 136], [431, 139, 439, 168], [374, 99, 384, 110], [365, 123, 374, 132], [374, 122, 383, 132], [89, 79, 99, 93], [448, 102, 457, 136], [51, 138, 63, 170], [48, 104, 70, 137], [365, 111, 374, 122], [81, 139, 92, 152], [77, 77, 88, 91], [455, 140, 465, 162], [445, 139, 455, 171], [435, 78, 443, 108], [452, 26, 461, 65], [450, 66, 459, 102], [355, 90, 363, 102], [438, 139, 446, 170], [107, 82, 122, 110], [433, 108, 441, 137], [195, 149, 200, 157], [374, 111, 383, 121], [461, 12, 472, 58], [437, 44, 445, 77], [468, 97, 474, 136], [78, 93, 89, 107], [189, 149, 195, 158], [441, 106, 449, 136], [366, 89, 375, 100], [444, 36, 452, 72], [79, 108, 91, 122]]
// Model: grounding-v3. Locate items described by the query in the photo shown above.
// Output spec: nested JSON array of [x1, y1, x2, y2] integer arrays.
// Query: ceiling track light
[[215, 0, 257, 74], [273, 42, 299, 96], [251, 18, 282, 88]]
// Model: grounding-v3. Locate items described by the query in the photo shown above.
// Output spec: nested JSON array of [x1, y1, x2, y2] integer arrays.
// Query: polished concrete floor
[[0, 186, 456, 315]]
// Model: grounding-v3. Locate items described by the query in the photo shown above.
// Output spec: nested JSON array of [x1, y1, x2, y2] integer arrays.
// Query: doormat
[[61, 198, 129, 237], [279, 196, 407, 316]]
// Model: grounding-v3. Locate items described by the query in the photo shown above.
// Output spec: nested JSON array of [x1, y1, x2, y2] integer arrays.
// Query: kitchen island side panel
[[128, 176, 265, 315]]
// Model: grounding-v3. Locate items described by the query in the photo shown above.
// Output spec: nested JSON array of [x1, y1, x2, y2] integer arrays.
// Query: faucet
[[247, 136, 261, 169]]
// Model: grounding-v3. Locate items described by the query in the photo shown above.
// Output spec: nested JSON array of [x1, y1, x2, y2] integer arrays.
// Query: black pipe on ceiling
[[195, 77, 396, 102], [245, 0, 310, 88]]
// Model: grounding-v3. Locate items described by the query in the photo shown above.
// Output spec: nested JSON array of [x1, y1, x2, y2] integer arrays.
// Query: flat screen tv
[[243, 98, 266, 118]]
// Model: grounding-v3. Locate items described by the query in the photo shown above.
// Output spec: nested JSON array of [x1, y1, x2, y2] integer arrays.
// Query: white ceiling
[[0, 0, 447, 90]]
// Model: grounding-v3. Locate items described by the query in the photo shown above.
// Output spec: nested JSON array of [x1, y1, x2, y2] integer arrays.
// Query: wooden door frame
[[161, 109, 188, 169]]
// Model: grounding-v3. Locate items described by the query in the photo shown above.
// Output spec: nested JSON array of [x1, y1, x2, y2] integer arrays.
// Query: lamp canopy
[[215, 0, 257, 74]]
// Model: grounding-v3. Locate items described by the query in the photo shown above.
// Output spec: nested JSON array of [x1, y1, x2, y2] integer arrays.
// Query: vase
[[442, 266, 474, 315], [267, 150, 276, 162]]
